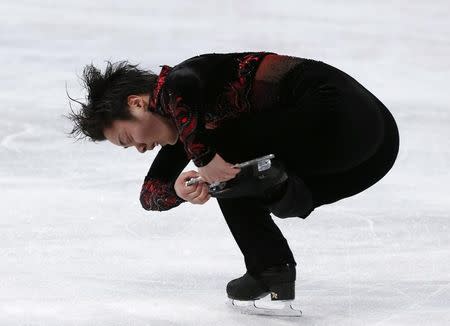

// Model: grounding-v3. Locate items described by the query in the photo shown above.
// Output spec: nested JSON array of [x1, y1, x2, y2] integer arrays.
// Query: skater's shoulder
[[170, 52, 228, 72], [163, 65, 204, 93], [161, 51, 280, 96], [175, 52, 244, 66], [166, 51, 275, 79], [172, 51, 276, 70]]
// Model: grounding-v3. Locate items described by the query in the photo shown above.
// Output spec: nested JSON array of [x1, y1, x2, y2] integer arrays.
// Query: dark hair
[[65, 60, 158, 142]]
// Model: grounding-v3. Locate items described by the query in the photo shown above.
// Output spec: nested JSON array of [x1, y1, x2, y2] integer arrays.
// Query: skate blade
[[227, 298, 302, 317]]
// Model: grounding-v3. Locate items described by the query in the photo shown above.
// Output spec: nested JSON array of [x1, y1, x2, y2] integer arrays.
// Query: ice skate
[[226, 263, 302, 317], [186, 154, 289, 200]]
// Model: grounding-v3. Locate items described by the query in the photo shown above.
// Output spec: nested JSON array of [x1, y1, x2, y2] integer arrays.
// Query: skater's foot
[[226, 263, 296, 301]]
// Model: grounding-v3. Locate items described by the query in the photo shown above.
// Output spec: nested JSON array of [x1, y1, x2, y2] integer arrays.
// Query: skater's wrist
[[192, 149, 216, 167], [198, 154, 241, 184]]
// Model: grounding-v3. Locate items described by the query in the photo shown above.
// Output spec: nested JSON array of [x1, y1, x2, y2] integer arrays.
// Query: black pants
[[209, 59, 400, 275]]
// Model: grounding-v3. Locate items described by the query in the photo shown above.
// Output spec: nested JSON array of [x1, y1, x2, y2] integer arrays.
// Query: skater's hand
[[198, 153, 240, 184], [175, 170, 211, 205]]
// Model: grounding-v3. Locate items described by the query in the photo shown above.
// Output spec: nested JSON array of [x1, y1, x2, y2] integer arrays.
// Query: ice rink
[[1, 0, 449, 325]]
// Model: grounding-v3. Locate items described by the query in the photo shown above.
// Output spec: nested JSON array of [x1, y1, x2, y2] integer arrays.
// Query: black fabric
[[156, 52, 275, 167], [140, 52, 277, 210], [217, 196, 297, 276], [210, 59, 399, 274], [141, 55, 400, 274], [266, 174, 314, 219]]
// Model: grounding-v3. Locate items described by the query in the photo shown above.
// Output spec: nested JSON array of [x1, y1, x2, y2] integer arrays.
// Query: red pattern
[[140, 178, 184, 211], [207, 53, 268, 126], [165, 92, 212, 164], [149, 65, 173, 113]]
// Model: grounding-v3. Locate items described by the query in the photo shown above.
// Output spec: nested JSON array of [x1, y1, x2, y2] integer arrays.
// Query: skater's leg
[[302, 98, 400, 206], [271, 60, 388, 176], [261, 173, 315, 219], [256, 88, 398, 211], [216, 196, 296, 275], [261, 101, 399, 212], [211, 59, 399, 215], [208, 113, 297, 276]]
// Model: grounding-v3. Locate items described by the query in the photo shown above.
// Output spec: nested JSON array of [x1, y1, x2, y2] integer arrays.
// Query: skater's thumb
[[183, 170, 202, 183]]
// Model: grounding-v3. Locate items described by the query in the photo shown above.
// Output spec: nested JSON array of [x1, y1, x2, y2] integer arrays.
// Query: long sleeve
[[140, 139, 190, 211], [161, 67, 216, 167]]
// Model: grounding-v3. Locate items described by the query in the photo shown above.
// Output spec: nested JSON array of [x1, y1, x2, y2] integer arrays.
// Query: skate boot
[[226, 263, 302, 317], [209, 155, 288, 199]]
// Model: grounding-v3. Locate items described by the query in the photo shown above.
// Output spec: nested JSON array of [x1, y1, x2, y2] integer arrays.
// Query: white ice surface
[[0, 0, 449, 325]]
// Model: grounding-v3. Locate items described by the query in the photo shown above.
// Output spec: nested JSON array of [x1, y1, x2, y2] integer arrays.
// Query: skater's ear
[[127, 95, 142, 108], [127, 94, 149, 113]]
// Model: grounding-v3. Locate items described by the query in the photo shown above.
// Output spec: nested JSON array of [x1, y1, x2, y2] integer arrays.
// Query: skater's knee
[[265, 176, 314, 219], [271, 200, 314, 219]]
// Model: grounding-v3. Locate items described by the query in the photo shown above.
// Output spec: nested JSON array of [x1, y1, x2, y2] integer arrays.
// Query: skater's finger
[[198, 185, 211, 204], [178, 171, 199, 187], [199, 183, 210, 200], [196, 194, 211, 204], [190, 182, 204, 198], [175, 171, 202, 200], [184, 172, 201, 185], [192, 187, 201, 204], [190, 184, 206, 204], [185, 176, 203, 187]]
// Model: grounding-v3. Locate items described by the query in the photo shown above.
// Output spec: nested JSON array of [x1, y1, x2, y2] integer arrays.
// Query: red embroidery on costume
[[165, 91, 211, 162], [140, 178, 184, 211], [211, 53, 269, 125], [149, 65, 173, 112]]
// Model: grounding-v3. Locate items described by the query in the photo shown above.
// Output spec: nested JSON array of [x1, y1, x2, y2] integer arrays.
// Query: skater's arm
[[162, 67, 216, 168], [140, 139, 190, 211]]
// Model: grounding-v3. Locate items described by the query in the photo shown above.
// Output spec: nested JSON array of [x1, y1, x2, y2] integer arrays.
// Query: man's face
[[104, 94, 179, 153]]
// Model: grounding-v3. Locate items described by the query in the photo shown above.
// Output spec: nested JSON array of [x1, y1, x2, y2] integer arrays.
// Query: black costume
[[140, 52, 400, 275]]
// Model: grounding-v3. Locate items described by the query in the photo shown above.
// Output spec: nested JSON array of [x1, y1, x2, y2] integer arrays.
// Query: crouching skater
[[67, 51, 399, 316]]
